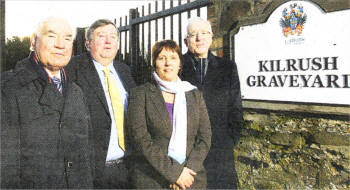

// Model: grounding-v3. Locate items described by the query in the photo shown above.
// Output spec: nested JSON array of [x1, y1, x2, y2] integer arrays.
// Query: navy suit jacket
[[66, 53, 136, 187]]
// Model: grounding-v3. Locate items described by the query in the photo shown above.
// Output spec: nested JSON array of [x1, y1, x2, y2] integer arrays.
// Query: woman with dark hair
[[127, 40, 211, 189]]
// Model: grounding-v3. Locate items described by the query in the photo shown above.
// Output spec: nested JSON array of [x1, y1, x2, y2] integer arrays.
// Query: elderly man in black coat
[[181, 17, 244, 189], [1, 17, 93, 188]]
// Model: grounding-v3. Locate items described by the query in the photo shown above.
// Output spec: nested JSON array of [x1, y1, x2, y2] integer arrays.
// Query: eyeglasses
[[187, 31, 212, 39]]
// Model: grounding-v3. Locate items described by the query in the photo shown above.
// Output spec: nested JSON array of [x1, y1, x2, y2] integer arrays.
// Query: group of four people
[[1, 16, 243, 189]]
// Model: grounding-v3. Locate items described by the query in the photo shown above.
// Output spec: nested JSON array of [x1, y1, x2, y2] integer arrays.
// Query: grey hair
[[185, 16, 212, 38], [85, 19, 119, 51], [30, 17, 75, 51]]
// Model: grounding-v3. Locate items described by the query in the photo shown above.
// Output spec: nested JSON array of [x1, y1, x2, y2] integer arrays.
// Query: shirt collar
[[45, 68, 61, 79], [188, 51, 209, 67], [188, 50, 209, 59], [92, 59, 115, 73]]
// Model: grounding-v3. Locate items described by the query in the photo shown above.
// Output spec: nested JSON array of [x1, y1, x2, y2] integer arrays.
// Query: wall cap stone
[[243, 100, 350, 119]]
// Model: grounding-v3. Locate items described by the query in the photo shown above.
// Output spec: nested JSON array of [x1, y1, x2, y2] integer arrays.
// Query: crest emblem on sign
[[280, 3, 307, 37]]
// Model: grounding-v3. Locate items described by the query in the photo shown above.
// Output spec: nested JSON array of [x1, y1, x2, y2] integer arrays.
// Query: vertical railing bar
[[162, 0, 165, 39], [148, 3, 152, 76], [155, 0, 158, 42], [178, 0, 182, 50], [142, 5, 145, 83], [119, 17, 122, 61], [187, 0, 190, 18], [135, 8, 139, 83], [124, 15, 128, 64], [170, 0, 173, 40], [129, 10, 134, 79]]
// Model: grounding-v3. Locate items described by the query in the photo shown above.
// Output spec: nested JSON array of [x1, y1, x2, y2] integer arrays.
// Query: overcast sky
[[5, 0, 154, 38], [5, 0, 207, 54]]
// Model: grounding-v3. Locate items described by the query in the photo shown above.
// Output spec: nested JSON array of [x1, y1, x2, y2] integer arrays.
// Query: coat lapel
[[80, 56, 109, 114], [182, 52, 199, 86], [148, 83, 173, 136], [182, 51, 223, 89], [185, 91, 196, 153], [114, 61, 131, 92], [17, 58, 64, 113], [38, 84, 64, 112], [203, 52, 221, 86]]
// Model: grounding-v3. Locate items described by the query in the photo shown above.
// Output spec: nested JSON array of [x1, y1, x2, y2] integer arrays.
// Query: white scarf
[[153, 72, 197, 164]]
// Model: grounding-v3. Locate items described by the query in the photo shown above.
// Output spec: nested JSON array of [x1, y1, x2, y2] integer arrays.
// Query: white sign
[[235, 1, 350, 105]]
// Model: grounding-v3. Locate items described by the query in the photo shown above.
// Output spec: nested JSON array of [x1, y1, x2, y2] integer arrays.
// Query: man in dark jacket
[[66, 19, 136, 189], [181, 17, 244, 189], [0, 17, 93, 188]]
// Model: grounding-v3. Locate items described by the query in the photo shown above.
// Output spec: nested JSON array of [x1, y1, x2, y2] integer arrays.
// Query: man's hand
[[176, 167, 197, 190]]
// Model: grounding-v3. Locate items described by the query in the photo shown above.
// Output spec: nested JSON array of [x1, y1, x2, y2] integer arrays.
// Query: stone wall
[[238, 112, 349, 189], [207, 0, 350, 188]]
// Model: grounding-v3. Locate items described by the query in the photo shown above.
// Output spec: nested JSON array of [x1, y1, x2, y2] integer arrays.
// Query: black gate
[[74, 0, 211, 84]]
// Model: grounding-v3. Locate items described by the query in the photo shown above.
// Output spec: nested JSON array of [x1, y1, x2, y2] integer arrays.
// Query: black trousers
[[205, 149, 238, 189], [95, 160, 130, 189]]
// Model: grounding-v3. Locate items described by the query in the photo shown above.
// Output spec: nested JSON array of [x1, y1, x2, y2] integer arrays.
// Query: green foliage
[[4, 36, 30, 71]]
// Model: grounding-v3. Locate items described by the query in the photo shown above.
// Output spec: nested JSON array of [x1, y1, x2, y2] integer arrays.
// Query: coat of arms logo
[[280, 3, 307, 37]]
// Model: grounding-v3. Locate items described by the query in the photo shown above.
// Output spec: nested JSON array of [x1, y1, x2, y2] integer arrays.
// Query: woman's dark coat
[[127, 81, 211, 189]]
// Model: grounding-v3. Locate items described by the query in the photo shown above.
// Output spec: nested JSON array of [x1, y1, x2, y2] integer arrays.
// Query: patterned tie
[[52, 77, 62, 93], [103, 67, 125, 151]]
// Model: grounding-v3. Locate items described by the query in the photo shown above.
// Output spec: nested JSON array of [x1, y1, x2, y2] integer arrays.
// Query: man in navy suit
[[181, 17, 244, 189], [67, 19, 136, 189]]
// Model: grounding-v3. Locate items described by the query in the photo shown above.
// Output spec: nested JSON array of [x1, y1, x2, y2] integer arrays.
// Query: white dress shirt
[[93, 60, 128, 161]]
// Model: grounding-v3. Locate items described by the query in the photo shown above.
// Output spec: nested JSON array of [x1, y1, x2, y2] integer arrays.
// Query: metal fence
[[116, 0, 211, 84], [73, 0, 211, 84]]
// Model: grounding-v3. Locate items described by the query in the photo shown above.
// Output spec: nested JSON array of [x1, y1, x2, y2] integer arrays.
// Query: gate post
[[129, 8, 140, 84]]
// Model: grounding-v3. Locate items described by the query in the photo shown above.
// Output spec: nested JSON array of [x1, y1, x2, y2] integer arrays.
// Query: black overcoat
[[1, 57, 93, 188], [127, 81, 212, 189], [181, 51, 243, 189], [66, 53, 136, 187]]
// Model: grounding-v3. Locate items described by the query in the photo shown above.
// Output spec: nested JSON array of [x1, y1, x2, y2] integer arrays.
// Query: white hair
[[30, 17, 75, 51], [185, 16, 212, 38]]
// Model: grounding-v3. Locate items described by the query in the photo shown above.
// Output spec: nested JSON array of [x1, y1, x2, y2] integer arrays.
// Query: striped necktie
[[52, 77, 62, 93], [103, 67, 125, 151]]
